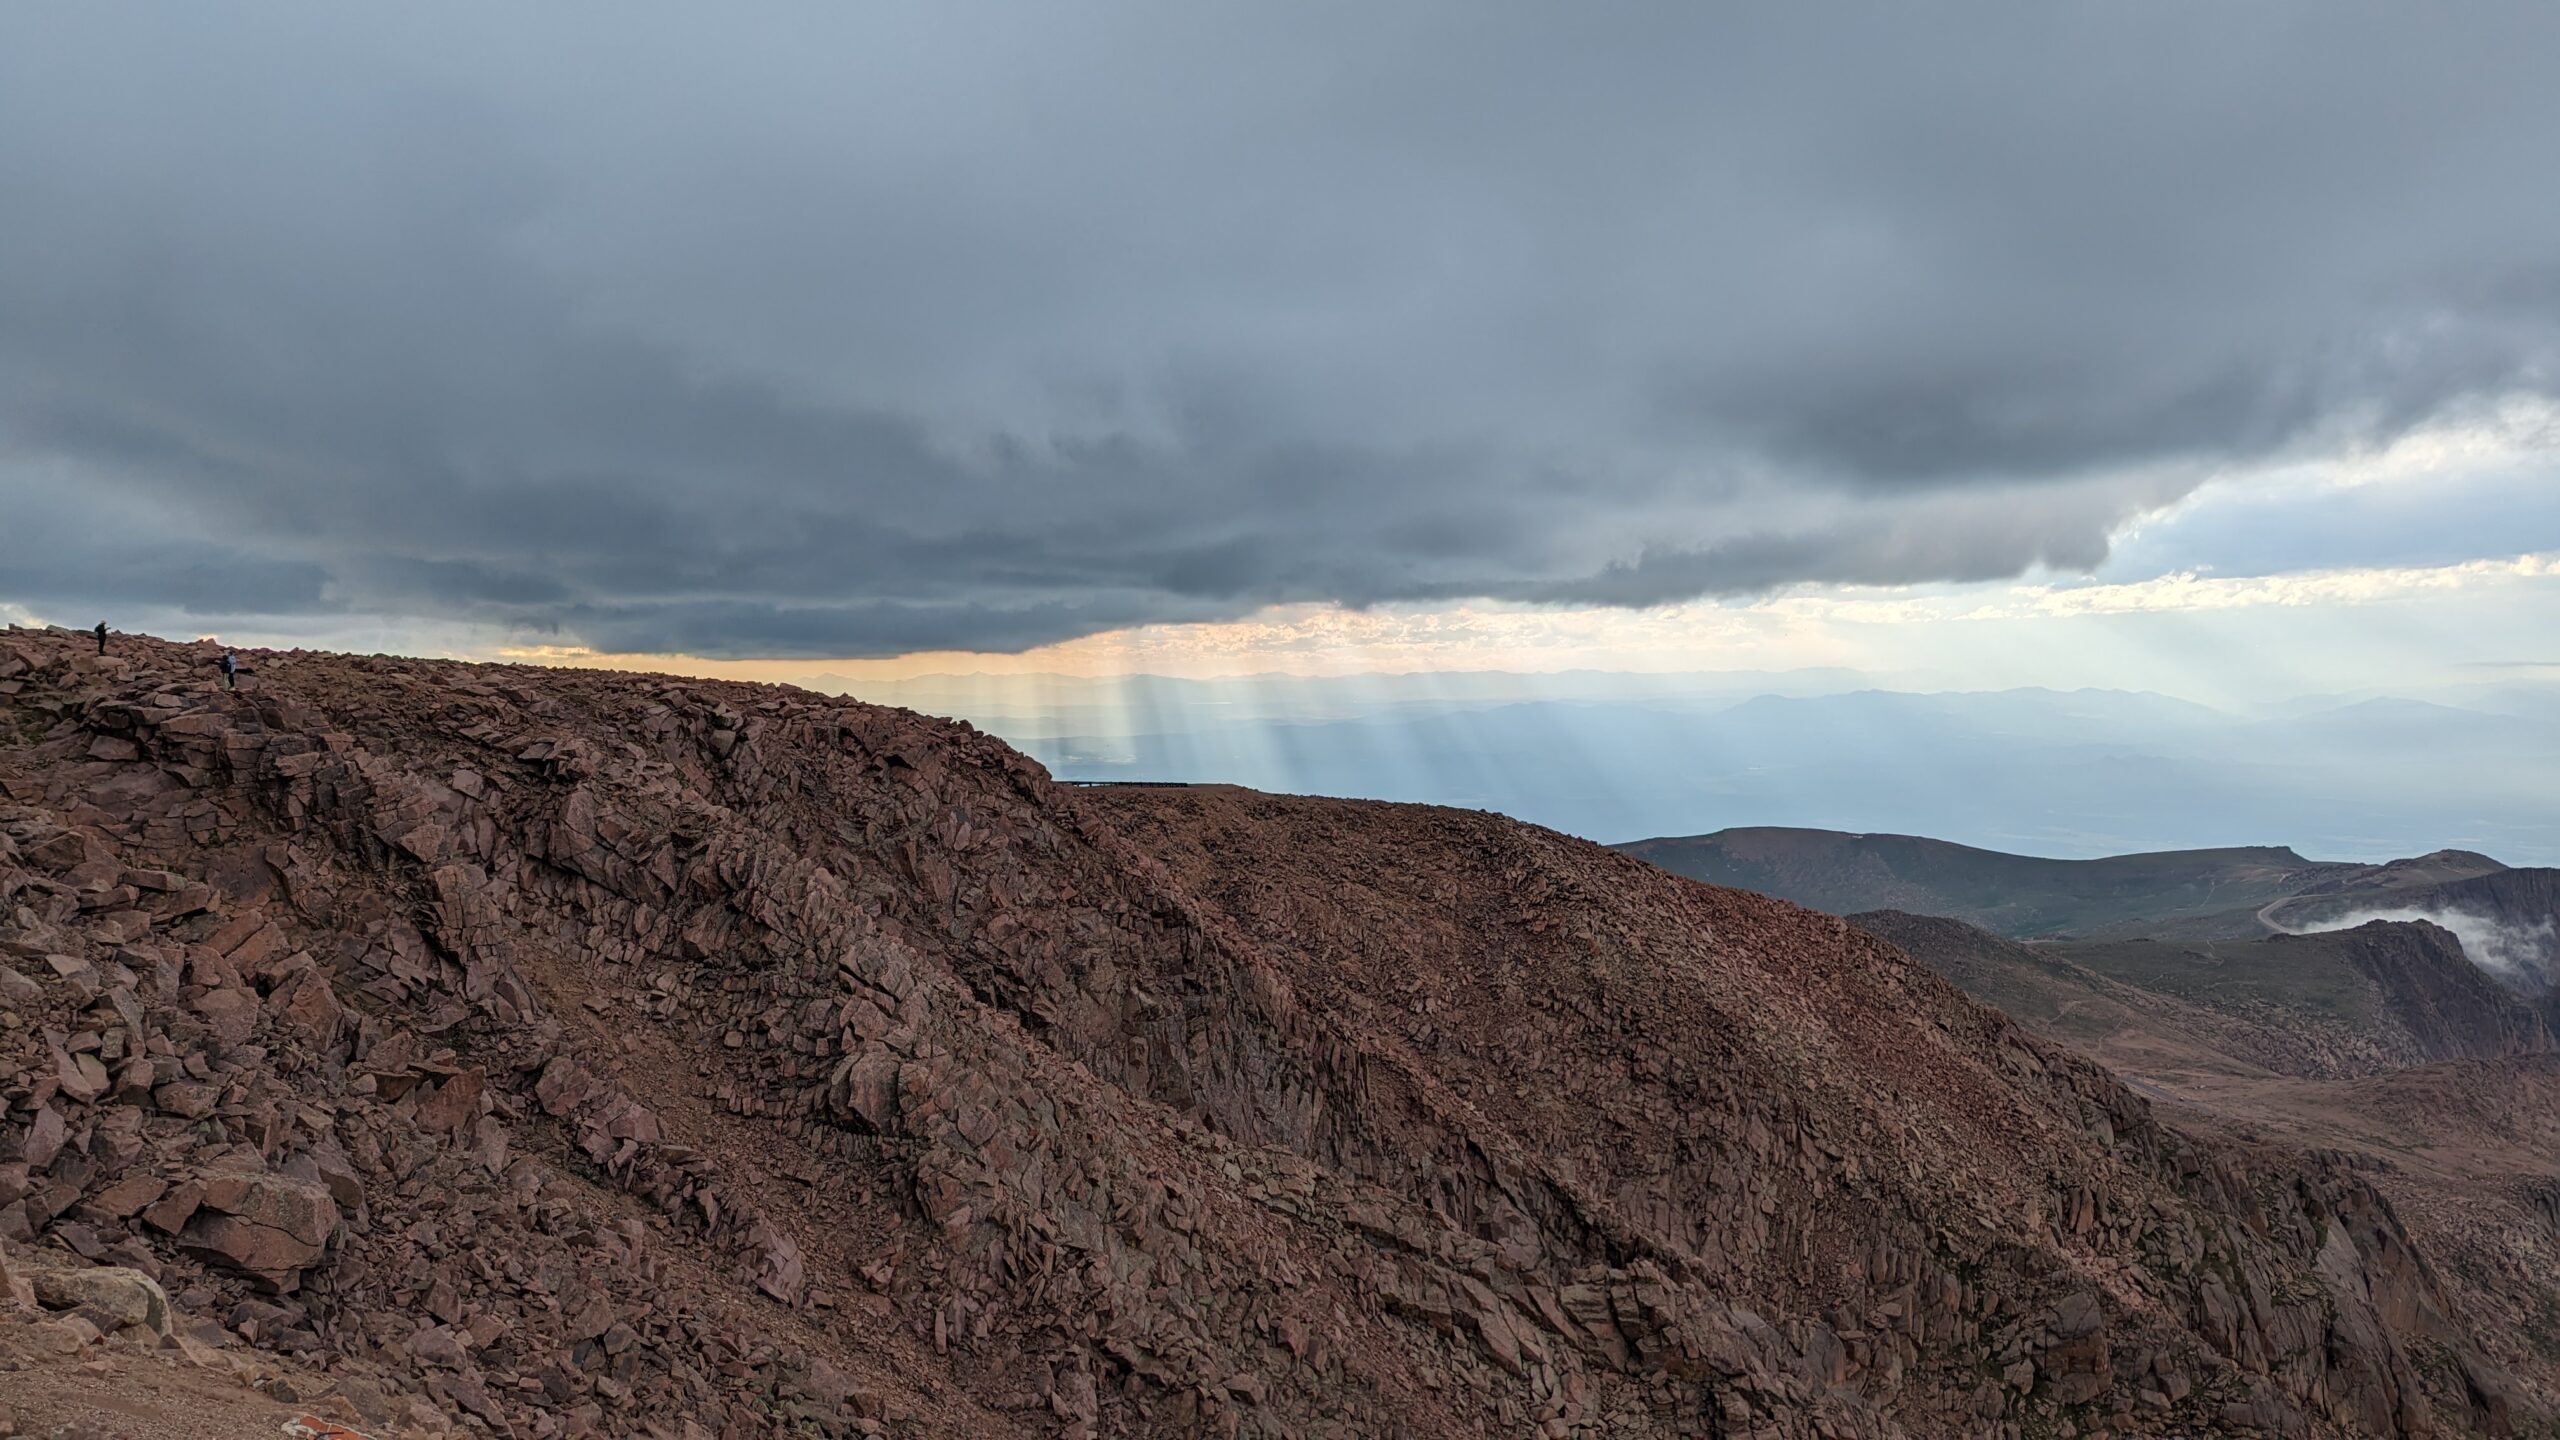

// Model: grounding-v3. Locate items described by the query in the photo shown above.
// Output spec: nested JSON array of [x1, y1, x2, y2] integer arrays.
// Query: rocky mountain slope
[[2202, 1052, 2560, 1406], [1844, 911, 2347, 1085], [0, 628, 2543, 1437], [1620, 828, 2507, 941], [1856, 910, 2560, 1417], [1856, 912, 2555, 1084], [2058, 926, 2554, 1076]]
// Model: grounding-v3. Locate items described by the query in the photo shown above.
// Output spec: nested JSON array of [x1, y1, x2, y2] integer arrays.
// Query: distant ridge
[[1853, 909, 2555, 1082], [1616, 825, 2506, 940]]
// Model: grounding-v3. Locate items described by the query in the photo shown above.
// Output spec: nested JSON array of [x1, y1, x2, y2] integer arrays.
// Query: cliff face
[[2317, 921, 2556, 1068], [2409, 871, 2560, 996], [2267, 868, 2560, 1007], [0, 629, 2537, 1438]]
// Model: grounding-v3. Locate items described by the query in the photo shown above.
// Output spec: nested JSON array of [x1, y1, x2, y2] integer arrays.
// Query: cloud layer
[[5, 5, 2560, 655]]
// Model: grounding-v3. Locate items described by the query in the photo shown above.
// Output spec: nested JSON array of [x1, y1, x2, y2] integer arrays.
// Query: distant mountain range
[[1617, 822, 2560, 1000], [849, 675, 2560, 864], [1616, 825, 2510, 940]]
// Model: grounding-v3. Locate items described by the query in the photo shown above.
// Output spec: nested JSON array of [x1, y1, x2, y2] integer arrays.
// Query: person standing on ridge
[[219, 650, 237, 690], [93, 621, 107, 654]]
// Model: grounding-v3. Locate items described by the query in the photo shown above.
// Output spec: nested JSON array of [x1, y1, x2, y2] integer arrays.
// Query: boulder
[[405, 1323, 472, 1370], [414, 1069, 485, 1134], [20, 1104, 67, 1169], [29, 1262, 172, 1336], [153, 1080, 220, 1119], [181, 1169, 341, 1290], [274, 969, 345, 1043], [80, 1172, 167, 1221], [41, 1313, 104, 1354], [194, 986, 261, 1045], [52, 1046, 109, 1103], [0, 963, 41, 1008], [0, 1242, 33, 1308], [141, 1178, 206, 1234]]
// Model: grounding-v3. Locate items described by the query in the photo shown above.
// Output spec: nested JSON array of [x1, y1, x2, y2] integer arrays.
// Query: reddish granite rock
[[272, 968, 344, 1043], [192, 987, 260, 1046], [80, 1174, 167, 1220], [411, 1069, 483, 1134], [180, 1169, 340, 1290], [0, 625, 2543, 1440], [19, 1104, 68, 1169]]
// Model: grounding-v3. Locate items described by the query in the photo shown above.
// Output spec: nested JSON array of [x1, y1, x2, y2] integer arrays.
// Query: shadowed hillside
[[2271, 869, 2560, 1001], [1856, 912, 2554, 1083]]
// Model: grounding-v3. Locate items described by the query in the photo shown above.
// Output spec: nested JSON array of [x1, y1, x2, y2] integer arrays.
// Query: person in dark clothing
[[219, 651, 237, 690], [94, 621, 107, 655]]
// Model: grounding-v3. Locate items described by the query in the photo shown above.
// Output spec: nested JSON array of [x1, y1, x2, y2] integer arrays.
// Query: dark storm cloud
[[4, 4, 2559, 655], [1540, 472, 2201, 605]]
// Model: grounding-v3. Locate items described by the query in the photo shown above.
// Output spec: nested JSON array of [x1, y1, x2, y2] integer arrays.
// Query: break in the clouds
[[5, 4, 2560, 656]]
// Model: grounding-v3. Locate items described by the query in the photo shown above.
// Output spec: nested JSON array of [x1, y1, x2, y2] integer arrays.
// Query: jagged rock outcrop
[[0, 628, 2546, 1437], [2311, 921, 2556, 1066]]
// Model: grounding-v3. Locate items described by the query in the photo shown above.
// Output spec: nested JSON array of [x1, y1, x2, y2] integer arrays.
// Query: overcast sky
[[4, 4, 2559, 667]]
